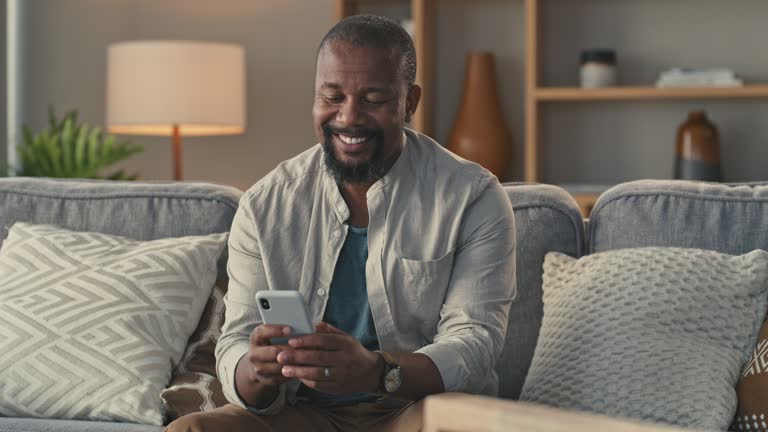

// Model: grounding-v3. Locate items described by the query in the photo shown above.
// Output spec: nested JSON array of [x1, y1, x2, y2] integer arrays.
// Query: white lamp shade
[[107, 41, 246, 136]]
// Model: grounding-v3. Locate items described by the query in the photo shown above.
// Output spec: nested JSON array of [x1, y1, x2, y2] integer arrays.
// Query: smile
[[338, 134, 371, 145], [334, 133, 372, 152]]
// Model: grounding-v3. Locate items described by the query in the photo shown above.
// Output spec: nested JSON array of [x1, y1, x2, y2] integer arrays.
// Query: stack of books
[[656, 68, 743, 88]]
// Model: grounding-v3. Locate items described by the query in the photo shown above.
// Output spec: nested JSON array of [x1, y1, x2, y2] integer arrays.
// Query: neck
[[373, 131, 405, 183], [339, 183, 370, 228]]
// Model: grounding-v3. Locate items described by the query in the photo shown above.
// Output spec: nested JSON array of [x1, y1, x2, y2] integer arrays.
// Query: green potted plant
[[12, 107, 143, 180]]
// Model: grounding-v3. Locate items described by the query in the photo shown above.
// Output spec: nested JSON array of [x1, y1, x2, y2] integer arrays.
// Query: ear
[[405, 84, 422, 124]]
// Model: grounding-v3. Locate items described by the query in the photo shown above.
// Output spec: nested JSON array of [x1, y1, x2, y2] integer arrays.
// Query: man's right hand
[[234, 324, 293, 409]]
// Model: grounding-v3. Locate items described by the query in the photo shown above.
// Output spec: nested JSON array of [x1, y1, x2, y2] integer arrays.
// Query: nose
[[335, 98, 364, 127]]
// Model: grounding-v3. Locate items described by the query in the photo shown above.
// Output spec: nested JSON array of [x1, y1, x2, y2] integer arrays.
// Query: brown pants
[[164, 400, 423, 432]]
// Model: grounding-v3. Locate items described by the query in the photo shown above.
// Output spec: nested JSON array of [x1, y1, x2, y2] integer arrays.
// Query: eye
[[365, 98, 389, 105], [322, 94, 344, 103], [365, 94, 391, 105]]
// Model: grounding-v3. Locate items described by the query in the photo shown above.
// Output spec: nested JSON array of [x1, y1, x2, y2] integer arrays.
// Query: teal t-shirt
[[296, 225, 380, 407]]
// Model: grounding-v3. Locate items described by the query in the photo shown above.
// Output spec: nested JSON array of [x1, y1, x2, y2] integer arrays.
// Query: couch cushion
[[589, 180, 768, 254], [0, 177, 242, 278], [0, 418, 162, 432], [497, 183, 585, 399]]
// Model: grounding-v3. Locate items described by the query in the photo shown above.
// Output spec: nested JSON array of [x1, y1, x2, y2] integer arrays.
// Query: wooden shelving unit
[[335, 0, 767, 215], [334, 0, 436, 137], [525, 0, 768, 215]]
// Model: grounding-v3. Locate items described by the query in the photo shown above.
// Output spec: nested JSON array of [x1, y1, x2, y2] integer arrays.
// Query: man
[[167, 14, 515, 432]]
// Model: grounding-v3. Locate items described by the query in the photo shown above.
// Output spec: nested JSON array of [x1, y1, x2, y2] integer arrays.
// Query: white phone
[[255, 290, 314, 345]]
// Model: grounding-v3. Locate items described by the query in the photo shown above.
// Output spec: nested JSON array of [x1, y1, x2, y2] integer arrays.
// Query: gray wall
[[17, 0, 768, 189], [434, 0, 525, 182], [1, 0, 6, 165], [20, 0, 329, 190]]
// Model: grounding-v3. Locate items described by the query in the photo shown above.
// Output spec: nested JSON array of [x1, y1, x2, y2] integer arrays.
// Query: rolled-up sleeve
[[415, 178, 516, 394], [215, 191, 287, 415]]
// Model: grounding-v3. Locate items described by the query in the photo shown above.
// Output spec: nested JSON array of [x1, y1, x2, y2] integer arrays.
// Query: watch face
[[384, 367, 402, 393]]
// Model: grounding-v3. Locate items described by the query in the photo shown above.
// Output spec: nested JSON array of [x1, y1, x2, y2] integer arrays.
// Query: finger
[[249, 345, 291, 363], [253, 363, 291, 386], [288, 333, 346, 350], [281, 365, 336, 382], [316, 322, 346, 335], [253, 362, 285, 379], [251, 325, 291, 346], [276, 349, 336, 366]]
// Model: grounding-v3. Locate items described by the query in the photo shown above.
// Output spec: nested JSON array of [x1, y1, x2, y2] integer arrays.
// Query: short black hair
[[318, 14, 417, 87]]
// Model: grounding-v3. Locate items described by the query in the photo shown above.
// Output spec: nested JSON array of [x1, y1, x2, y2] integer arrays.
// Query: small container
[[580, 49, 617, 88]]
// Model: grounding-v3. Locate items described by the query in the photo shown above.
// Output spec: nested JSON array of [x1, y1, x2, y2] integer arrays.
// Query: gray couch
[[0, 177, 764, 431]]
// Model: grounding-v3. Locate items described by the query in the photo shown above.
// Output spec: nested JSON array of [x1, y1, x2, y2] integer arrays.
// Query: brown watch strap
[[377, 350, 398, 367]]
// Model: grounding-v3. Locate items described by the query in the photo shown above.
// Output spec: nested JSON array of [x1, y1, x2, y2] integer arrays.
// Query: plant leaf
[[19, 108, 143, 179], [60, 116, 75, 176]]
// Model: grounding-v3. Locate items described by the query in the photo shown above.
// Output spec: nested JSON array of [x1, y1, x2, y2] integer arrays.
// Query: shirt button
[[317, 288, 327, 296], [333, 230, 341, 238], [338, 204, 346, 211]]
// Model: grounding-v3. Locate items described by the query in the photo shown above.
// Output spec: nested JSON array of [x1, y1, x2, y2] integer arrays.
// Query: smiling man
[[166, 14, 516, 432]]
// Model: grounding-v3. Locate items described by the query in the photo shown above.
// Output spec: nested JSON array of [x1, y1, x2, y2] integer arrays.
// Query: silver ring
[[323, 367, 331, 378]]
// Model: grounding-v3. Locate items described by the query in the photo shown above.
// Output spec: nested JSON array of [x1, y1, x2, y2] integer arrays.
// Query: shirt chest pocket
[[398, 250, 455, 323]]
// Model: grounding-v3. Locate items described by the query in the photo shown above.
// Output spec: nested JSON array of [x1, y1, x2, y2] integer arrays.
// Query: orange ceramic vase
[[447, 52, 513, 180]]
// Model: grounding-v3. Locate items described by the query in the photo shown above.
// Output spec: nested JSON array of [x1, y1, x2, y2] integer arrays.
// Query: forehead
[[315, 40, 402, 88]]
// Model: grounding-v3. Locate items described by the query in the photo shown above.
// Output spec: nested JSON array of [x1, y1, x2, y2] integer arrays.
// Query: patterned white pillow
[[0, 223, 227, 425], [521, 247, 768, 431]]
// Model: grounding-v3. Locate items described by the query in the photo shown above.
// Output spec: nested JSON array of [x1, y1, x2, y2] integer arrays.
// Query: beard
[[321, 124, 386, 185]]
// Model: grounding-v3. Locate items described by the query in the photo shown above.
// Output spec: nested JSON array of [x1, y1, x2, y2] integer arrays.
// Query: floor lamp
[[106, 41, 245, 181]]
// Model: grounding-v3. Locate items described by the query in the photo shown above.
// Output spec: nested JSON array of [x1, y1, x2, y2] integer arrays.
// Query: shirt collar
[[369, 129, 411, 192]]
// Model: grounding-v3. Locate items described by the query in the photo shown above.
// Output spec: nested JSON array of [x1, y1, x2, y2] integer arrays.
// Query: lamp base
[[172, 124, 182, 181]]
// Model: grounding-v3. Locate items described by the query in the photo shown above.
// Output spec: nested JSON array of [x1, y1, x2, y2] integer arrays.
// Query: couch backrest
[[0, 177, 242, 278], [497, 183, 585, 399], [589, 180, 768, 255], [0, 178, 585, 399]]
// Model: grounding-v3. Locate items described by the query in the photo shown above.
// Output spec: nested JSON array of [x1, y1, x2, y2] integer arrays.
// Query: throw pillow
[[735, 320, 768, 432], [161, 279, 229, 423], [520, 247, 768, 431], [0, 223, 227, 425]]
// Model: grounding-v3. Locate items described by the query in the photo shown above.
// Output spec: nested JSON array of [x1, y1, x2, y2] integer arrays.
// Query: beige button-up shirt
[[216, 129, 516, 414]]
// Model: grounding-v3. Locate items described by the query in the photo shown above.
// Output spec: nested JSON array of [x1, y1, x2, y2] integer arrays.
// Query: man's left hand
[[276, 322, 381, 394]]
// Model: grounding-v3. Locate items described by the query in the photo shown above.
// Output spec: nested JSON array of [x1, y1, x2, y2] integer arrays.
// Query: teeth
[[339, 134, 367, 145]]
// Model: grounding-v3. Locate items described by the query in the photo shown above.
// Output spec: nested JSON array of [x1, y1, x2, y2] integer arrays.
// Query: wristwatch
[[375, 351, 402, 394]]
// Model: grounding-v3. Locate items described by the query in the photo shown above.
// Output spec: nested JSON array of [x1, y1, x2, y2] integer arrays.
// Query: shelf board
[[534, 85, 768, 101]]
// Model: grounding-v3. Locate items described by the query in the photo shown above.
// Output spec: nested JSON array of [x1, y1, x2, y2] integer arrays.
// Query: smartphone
[[255, 290, 314, 345]]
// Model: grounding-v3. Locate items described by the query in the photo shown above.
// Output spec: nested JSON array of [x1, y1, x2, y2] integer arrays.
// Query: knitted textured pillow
[[0, 223, 227, 425], [521, 247, 768, 431]]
